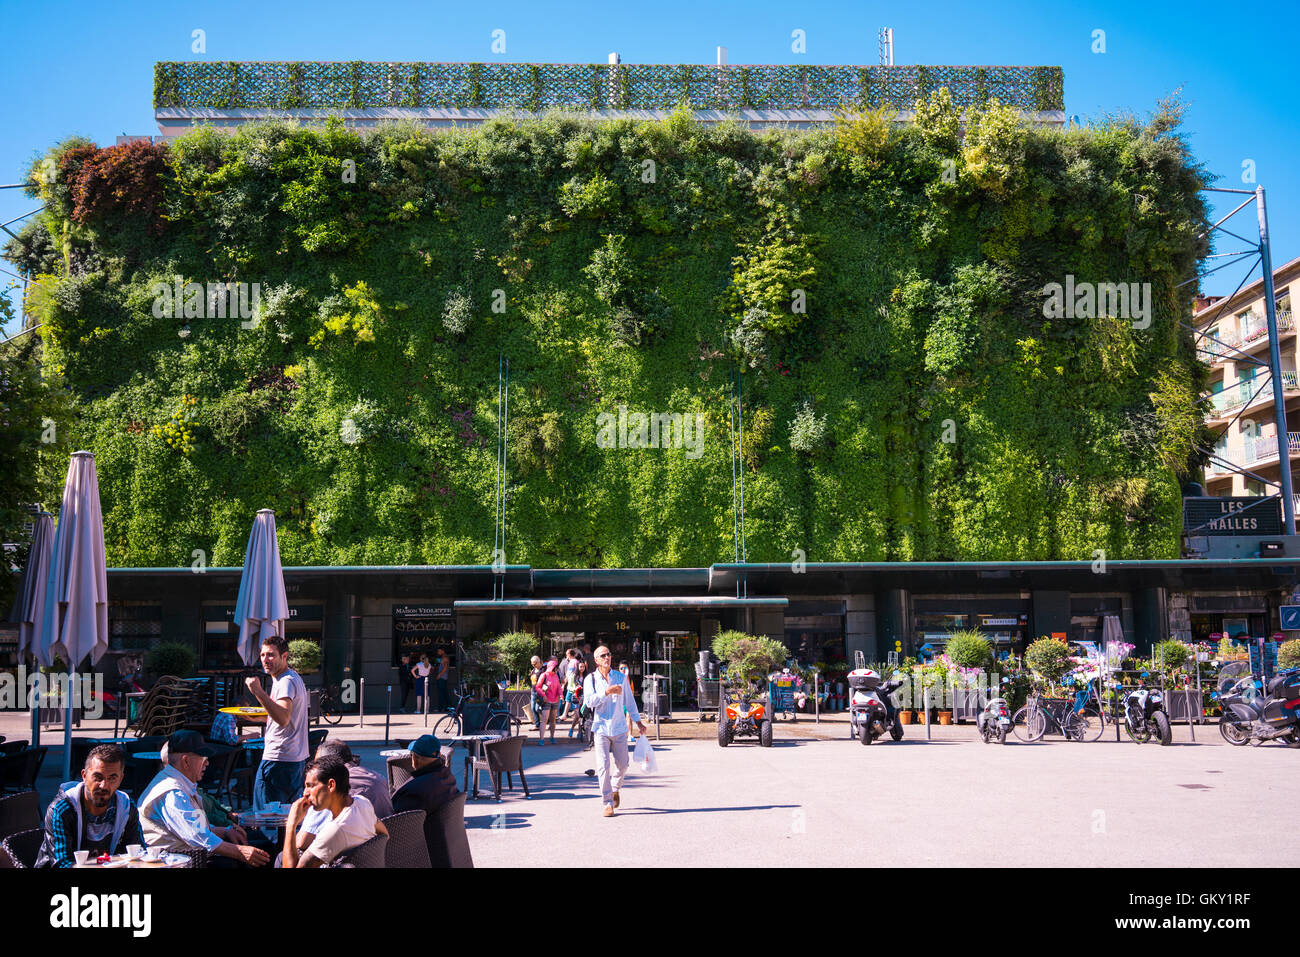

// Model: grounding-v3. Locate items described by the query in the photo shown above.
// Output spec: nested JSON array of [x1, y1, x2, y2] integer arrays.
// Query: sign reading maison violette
[[1183, 497, 1283, 536]]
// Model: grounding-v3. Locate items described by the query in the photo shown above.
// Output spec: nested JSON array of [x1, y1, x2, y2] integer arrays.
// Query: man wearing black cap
[[391, 734, 461, 864], [138, 730, 270, 867]]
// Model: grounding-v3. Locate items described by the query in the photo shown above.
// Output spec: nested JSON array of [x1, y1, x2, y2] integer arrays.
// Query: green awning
[[454, 596, 788, 610]]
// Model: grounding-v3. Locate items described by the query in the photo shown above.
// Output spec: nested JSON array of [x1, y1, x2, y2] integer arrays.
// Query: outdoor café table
[[237, 806, 290, 845], [442, 732, 509, 795], [74, 852, 188, 869], [219, 706, 269, 740]]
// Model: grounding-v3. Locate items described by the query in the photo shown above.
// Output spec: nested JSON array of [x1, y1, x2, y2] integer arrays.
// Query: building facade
[[1196, 254, 1300, 508], [4, 560, 1292, 713]]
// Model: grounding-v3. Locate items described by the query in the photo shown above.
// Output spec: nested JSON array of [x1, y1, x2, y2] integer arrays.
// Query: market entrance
[[527, 610, 709, 705]]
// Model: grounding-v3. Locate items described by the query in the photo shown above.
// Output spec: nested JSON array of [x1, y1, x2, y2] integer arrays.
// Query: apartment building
[[1196, 254, 1300, 506]]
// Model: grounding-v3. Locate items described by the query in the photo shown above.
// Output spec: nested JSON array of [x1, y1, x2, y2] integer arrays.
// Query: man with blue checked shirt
[[583, 644, 647, 817]]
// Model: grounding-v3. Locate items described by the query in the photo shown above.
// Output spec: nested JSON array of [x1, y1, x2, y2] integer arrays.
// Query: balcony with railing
[[1207, 371, 1300, 417], [1243, 432, 1300, 464], [1204, 310, 1295, 363]]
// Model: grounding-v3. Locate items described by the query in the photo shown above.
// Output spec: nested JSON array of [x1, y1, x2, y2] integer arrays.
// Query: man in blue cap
[[391, 735, 461, 865]]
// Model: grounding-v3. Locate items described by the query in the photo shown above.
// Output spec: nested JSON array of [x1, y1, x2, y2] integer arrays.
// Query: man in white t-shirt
[[281, 757, 387, 868], [245, 635, 309, 806]]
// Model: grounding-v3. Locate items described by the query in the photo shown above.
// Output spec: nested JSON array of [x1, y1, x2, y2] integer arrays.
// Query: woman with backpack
[[534, 658, 563, 745]]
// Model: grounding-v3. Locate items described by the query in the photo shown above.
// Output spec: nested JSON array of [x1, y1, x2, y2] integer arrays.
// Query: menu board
[[392, 604, 456, 663]]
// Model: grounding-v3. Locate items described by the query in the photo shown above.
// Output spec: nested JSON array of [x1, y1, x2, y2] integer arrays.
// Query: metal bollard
[[814, 673, 820, 724], [385, 684, 392, 747], [359, 678, 365, 727], [423, 682, 429, 728], [924, 686, 931, 741]]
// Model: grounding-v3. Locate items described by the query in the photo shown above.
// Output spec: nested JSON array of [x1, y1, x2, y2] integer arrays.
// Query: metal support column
[[1257, 186, 1295, 534]]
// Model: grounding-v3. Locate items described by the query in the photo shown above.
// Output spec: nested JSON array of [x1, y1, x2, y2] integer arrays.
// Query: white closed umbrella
[[37, 452, 109, 779], [8, 510, 53, 744], [233, 509, 289, 667], [1101, 615, 1124, 670]]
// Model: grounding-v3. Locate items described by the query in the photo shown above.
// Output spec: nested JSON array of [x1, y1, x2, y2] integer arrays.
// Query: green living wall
[[14, 95, 1209, 568]]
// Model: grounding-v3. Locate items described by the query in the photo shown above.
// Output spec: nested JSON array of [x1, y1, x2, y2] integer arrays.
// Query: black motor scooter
[[1217, 668, 1300, 747], [1123, 673, 1172, 746]]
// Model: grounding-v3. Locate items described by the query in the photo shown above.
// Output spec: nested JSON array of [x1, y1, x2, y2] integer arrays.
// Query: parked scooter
[[976, 696, 1013, 744], [1217, 668, 1300, 747], [1123, 673, 1172, 746], [847, 668, 904, 746]]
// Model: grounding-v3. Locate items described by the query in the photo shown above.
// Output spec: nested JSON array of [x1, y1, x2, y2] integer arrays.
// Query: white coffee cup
[[126, 844, 144, 859], [144, 846, 163, 861], [73, 850, 91, 865]]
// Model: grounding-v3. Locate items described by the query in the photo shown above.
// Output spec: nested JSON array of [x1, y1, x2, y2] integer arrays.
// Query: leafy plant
[[788, 400, 828, 454], [1279, 639, 1300, 670], [493, 632, 539, 685], [441, 286, 473, 336], [144, 642, 197, 679], [288, 638, 321, 674], [943, 628, 994, 670], [460, 639, 507, 693], [711, 630, 788, 686], [1153, 639, 1190, 672], [1024, 636, 1073, 683], [1215, 637, 1249, 662]]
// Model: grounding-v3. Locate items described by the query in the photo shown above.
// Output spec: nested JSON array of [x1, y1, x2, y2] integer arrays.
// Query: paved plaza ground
[[7, 710, 1296, 867]]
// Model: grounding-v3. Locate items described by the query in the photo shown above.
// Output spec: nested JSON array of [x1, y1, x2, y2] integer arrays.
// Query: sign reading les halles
[[1183, 497, 1283, 536], [392, 604, 455, 663]]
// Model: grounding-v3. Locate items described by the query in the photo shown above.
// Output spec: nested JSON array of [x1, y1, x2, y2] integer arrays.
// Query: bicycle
[[310, 684, 344, 726], [1012, 679, 1105, 743], [431, 685, 519, 738]]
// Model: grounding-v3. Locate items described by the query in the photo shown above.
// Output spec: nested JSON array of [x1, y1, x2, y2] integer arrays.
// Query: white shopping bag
[[632, 734, 658, 773]]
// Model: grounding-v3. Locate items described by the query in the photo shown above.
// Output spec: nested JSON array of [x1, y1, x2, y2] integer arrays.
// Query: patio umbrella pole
[[62, 661, 75, 780], [30, 659, 40, 748]]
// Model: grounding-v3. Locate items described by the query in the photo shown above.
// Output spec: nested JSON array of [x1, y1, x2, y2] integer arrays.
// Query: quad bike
[[717, 685, 773, 748]]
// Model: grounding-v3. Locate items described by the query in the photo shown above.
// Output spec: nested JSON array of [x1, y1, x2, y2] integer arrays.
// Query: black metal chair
[[308, 729, 329, 759], [226, 748, 261, 809], [0, 790, 41, 843], [430, 793, 473, 869], [199, 745, 239, 799], [1, 827, 43, 868], [326, 832, 388, 868], [1, 740, 29, 755], [470, 735, 529, 801], [0, 753, 24, 794], [3, 748, 48, 794], [379, 810, 430, 868], [386, 754, 415, 794]]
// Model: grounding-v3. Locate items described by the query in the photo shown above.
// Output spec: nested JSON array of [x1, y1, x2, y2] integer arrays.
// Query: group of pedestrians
[[399, 648, 450, 714], [528, 649, 597, 743]]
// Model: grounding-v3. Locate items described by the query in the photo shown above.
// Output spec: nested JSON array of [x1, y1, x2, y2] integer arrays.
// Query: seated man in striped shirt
[[35, 744, 144, 867]]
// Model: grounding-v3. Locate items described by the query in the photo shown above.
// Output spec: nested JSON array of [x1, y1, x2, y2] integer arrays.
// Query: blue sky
[[2, 0, 1297, 336]]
